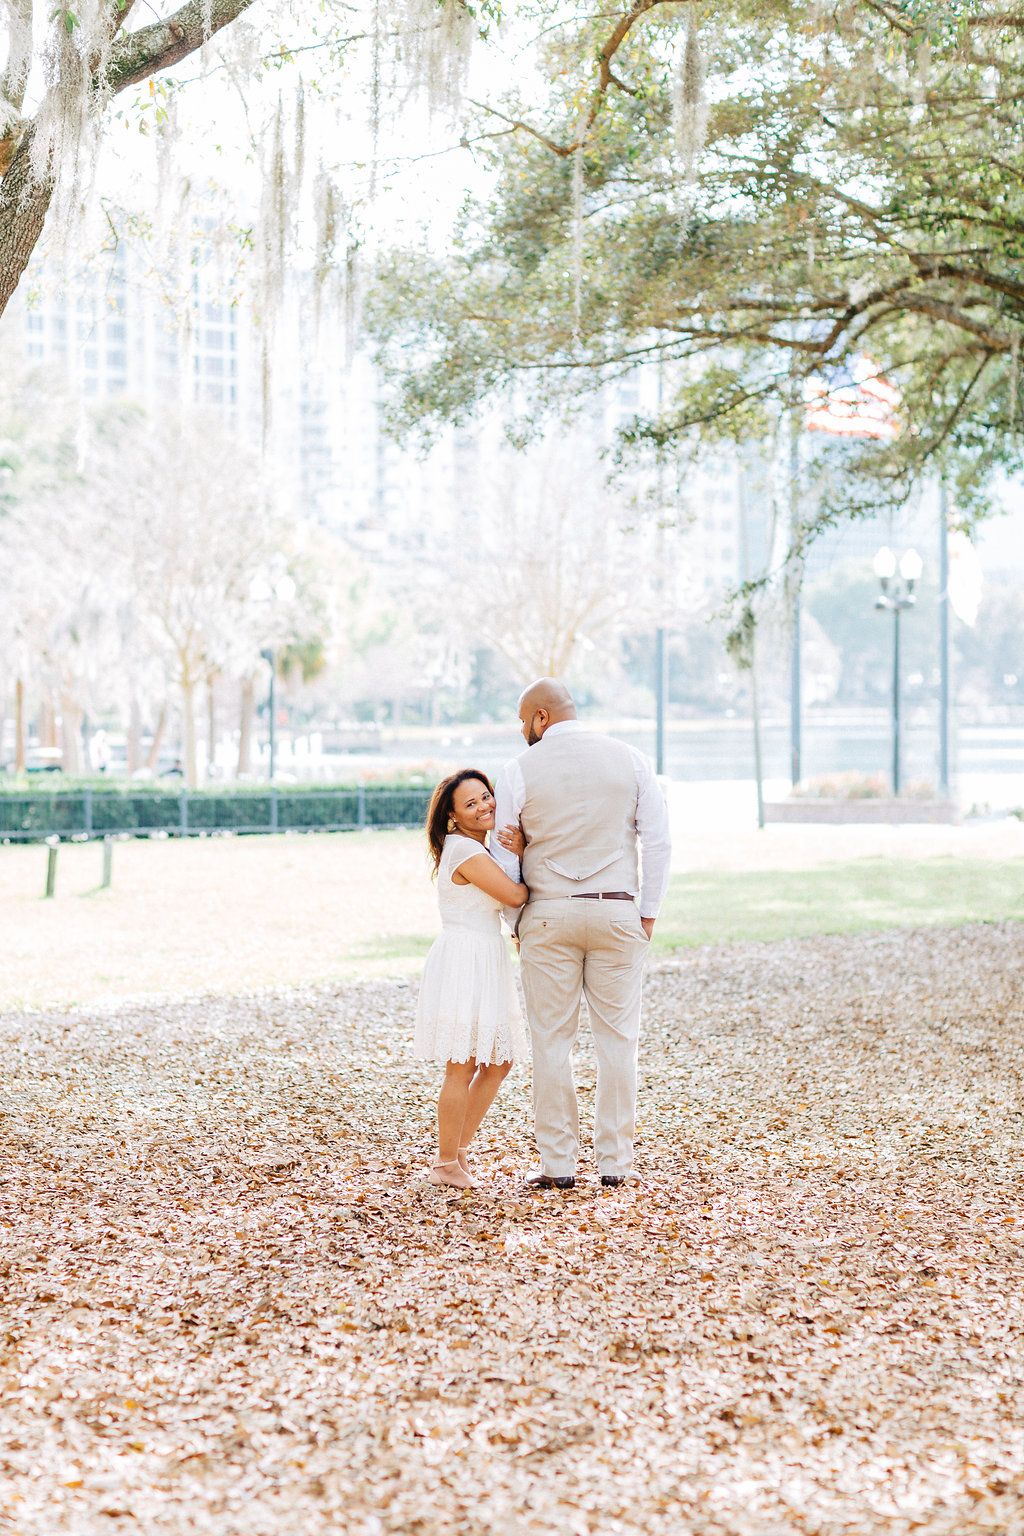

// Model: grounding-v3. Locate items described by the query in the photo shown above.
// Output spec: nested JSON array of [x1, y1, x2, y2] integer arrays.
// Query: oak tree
[[368, 0, 1024, 543]]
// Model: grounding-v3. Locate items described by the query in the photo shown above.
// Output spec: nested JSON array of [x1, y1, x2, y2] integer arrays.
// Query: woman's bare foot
[[428, 1158, 473, 1189], [457, 1147, 482, 1188]]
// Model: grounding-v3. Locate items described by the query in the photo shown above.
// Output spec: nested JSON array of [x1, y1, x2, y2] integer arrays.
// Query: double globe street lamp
[[873, 545, 923, 797]]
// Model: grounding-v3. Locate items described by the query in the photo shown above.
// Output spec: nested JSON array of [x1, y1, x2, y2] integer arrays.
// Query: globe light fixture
[[873, 546, 897, 583], [899, 547, 923, 584]]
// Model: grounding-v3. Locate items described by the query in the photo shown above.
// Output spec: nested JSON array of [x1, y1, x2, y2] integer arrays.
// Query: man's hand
[[641, 917, 655, 942]]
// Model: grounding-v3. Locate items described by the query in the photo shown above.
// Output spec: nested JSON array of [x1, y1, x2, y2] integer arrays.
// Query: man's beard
[[527, 723, 541, 746]]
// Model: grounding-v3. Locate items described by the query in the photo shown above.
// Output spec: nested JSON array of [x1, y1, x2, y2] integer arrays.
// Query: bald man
[[492, 679, 672, 1189]]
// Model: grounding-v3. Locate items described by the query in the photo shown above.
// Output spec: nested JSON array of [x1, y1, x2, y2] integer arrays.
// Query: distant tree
[[0, 365, 104, 772], [950, 577, 1024, 709], [806, 560, 940, 705], [448, 434, 649, 683], [0, 382, 323, 782], [100, 412, 296, 785]]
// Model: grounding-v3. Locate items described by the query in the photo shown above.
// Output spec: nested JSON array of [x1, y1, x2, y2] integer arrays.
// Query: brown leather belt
[[569, 891, 634, 901]]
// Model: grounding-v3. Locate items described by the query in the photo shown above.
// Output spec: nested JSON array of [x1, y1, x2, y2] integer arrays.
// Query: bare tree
[[103, 413, 288, 785], [0, 363, 346, 780], [452, 436, 648, 684], [0, 365, 110, 771]]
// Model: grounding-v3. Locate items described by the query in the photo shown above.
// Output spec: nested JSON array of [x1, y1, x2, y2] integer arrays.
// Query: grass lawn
[[2, 830, 1022, 1008], [651, 856, 1024, 952]]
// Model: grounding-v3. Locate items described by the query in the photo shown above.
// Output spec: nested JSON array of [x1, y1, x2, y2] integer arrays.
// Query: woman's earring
[[447, 815, 456, 833]]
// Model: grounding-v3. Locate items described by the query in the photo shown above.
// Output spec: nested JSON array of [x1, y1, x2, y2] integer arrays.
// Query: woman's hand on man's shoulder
[[496, 821, 526, 858]]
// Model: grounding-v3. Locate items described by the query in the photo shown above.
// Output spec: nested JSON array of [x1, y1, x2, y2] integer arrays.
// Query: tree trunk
[[14, 678, 25, 773], [207, 671, 218, 779], [0, 0, 256, 320], [61, 701, 83, 776], [146, 705, 167, 773], [39, 698, 57, 748], [181, 676, 198, 788], [0, 124, 54, 321], [237, 674, 255, 776], [127, 697, 143, 775]]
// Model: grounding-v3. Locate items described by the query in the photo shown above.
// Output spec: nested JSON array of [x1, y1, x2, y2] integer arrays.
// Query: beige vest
[[519, 729, 639, 901]]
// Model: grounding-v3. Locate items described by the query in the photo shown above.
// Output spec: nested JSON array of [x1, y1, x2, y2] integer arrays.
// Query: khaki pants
[[518, 897, 648, 1177]]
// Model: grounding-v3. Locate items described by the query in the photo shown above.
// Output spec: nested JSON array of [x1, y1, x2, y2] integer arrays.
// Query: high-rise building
[[10, 248, 774, 601]]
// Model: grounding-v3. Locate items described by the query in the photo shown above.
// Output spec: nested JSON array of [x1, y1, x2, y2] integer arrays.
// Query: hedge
[[0, 785, 434, 841]]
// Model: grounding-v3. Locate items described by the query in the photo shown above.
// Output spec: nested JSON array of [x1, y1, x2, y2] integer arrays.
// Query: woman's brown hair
[[425, 768, 495, 875]]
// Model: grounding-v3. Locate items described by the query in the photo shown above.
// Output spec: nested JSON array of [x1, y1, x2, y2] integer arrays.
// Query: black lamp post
[[874, 545, 923, 797]]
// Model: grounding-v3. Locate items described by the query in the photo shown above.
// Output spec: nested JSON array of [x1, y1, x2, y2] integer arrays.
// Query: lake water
[[292, 710, 1023, 796]]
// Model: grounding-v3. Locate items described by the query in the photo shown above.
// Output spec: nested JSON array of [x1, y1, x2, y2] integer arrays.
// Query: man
[[492, 678, 671, 1189]]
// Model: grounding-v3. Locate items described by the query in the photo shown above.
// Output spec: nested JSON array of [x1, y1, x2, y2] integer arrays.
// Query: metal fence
[[0, 786, 434, 842]]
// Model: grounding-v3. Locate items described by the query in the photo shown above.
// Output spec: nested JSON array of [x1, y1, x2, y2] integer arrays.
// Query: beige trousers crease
[[518, 898, 648, 1177]]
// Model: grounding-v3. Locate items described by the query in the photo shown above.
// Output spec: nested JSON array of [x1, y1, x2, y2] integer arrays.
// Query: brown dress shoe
[[525, 1171, 575, 1191]]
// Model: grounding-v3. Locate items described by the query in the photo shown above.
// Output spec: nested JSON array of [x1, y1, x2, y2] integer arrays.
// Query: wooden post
[[938, 482, 950, 799], [101, 836, 113, 889], [14, 678, 25, 774], [44, 838, 58, 898]]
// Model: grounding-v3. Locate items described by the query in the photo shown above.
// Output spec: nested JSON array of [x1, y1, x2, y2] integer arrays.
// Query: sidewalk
[[667, 779, 1024, 872]]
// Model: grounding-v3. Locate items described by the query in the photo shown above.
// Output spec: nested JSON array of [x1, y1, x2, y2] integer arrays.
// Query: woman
[[415, 769, 528, 1189]]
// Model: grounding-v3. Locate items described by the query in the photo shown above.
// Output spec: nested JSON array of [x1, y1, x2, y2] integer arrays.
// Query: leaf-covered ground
[[2, 923, 1023, 1535]]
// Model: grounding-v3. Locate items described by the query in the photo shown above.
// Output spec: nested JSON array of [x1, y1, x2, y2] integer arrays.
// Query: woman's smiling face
[[451, 778, 495, 838]]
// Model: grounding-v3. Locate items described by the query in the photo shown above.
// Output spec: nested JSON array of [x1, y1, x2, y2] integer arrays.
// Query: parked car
[[23, 748, 64, 774]]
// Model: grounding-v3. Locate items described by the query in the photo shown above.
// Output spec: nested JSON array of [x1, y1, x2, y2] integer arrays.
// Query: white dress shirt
[[491, 720, 672, 919]]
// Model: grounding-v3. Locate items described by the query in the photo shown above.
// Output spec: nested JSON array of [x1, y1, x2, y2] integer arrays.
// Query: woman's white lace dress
[[414, 834, 528, 1065]]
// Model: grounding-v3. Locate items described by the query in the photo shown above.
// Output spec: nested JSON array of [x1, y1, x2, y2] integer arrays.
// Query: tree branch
[[106, 0, 258, 95], [465, 99, 571, 158], [857, 0, 915, 37], [473, 0, 691, 158], [895, 294, 1010, 350], [0, 0, 256, 319], [0, 0, 33, 175], [915, 258, 1024, 307], [923, 353, 994, 457], [574, 0, 691, 149], [965, 12, 1024, 27]]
